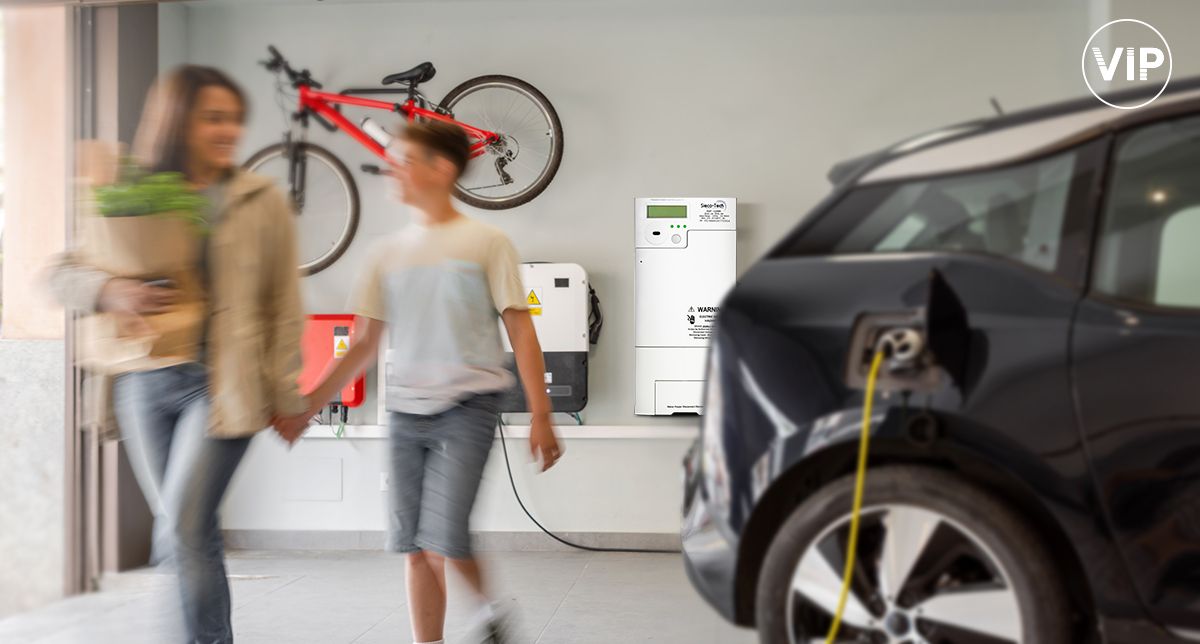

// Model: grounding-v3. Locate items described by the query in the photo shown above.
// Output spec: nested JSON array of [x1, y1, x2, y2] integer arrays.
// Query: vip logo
[[1083, 19, 1171, 110], [1090, 46, 1164, 82]]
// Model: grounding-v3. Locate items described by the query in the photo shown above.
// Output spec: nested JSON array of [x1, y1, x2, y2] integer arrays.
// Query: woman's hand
[[271, 410, 313, 445], [529, 412, 562, 471], [97, 278, 179, 335]]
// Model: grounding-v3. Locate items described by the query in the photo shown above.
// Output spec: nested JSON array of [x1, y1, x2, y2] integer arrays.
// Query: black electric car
[[683, 79, 1200, 644]]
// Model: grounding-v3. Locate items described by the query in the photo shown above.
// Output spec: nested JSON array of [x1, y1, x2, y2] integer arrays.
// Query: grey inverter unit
[[497, 263, 590, 413]]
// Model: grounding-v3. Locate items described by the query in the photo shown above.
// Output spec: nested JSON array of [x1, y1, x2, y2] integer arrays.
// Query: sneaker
[[474, 602, 516, 644]]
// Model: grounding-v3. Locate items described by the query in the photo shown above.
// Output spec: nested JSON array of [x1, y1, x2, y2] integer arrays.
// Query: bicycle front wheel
[[440, 75, 563, 210], [243, 142, 359, 276]]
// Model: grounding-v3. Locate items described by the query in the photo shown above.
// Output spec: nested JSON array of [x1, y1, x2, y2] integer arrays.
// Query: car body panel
[[1074, 295, 1200, 631], [681, 253, 1144, 627]]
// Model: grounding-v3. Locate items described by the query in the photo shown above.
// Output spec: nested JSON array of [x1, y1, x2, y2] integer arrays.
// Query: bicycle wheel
[[243, 141, 359, 275], [440, 75, 563, 210]]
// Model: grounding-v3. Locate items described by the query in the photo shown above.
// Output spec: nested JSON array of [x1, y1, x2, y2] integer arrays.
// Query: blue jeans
[[113, 363, 250, 644]]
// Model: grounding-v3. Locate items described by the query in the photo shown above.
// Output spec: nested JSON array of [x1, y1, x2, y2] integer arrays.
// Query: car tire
[[756, 465, 1071, 644]]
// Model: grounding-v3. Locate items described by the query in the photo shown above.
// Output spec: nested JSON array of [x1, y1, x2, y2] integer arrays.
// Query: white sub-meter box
[[635, 197, 736, 415]]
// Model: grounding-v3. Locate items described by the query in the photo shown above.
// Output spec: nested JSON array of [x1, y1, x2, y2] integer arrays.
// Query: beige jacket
[[51, 170, 308, 439]]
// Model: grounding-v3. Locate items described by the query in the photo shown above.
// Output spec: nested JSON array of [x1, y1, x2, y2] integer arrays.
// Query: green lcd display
[[647, 205, 688, 219]]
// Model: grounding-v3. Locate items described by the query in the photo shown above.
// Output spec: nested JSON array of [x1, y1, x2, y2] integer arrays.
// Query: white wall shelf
[[301, 424, 699, 441]]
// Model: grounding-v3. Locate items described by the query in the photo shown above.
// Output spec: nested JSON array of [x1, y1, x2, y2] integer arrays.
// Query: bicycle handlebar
[[261, 45, 322, 90]]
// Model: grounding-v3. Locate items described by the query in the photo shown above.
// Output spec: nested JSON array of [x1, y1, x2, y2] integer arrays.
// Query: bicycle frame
[[297, 85, 499, 161]]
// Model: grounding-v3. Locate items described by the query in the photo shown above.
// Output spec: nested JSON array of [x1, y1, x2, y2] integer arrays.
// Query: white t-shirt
[[349, 215, 527, 415]]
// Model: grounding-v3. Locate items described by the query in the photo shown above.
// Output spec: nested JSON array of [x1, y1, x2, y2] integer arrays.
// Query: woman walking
[[50, 66, 307, 643]]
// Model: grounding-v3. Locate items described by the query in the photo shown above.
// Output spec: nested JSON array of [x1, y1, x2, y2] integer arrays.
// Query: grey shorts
[[385, 392, 499, 560]]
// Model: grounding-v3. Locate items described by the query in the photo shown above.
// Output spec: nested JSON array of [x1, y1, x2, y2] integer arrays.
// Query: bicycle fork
[[285, 131, 309, 212]]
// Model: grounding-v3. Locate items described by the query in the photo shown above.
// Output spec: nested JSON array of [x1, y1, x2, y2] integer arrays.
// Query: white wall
[[165, 0, 1097, 536], [222, 430, 693, 537], [0, 341, 65, 616]]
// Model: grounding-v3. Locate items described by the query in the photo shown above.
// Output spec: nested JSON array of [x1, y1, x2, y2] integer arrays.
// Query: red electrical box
[[300, 314, 365, 408]]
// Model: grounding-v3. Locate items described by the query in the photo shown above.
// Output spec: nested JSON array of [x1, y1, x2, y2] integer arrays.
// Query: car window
[[1093, 116, 1200, 309], [776, 148, 1086, 274], [831, 151, 1077, 273]]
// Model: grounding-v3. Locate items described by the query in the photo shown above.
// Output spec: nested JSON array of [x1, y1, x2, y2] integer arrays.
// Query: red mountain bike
[[244, 46, 564, 275]]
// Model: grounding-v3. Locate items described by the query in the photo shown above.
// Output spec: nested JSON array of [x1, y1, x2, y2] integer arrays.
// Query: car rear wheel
[[756, 466, 1070, 644]]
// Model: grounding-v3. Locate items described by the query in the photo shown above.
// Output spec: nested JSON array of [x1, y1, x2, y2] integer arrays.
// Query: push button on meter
[[671, 233, 682, 243]]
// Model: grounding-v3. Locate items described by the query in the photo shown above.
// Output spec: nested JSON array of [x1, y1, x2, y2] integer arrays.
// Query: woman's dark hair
[[132, 65, 248, 174]]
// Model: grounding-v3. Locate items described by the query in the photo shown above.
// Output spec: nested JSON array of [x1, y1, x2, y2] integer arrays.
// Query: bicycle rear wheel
[[440, 75, 563, 210], [243, 141, 359, 276]]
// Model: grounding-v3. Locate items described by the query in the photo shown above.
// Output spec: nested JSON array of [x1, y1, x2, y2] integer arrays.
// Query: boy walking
[[275, 120, 561, 644]]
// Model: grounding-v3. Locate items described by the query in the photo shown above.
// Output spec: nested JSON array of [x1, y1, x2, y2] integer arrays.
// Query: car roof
[[832, 76, 1200, 186]]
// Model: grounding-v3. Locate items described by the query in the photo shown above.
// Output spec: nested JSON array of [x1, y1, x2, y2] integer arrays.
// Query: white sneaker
[[472, 601, 516, 644]]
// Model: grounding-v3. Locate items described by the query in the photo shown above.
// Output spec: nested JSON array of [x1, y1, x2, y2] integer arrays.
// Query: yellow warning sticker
[[530, 307, 543, 316], [526, 290, 541, 305], [334, 337, 349, 358]]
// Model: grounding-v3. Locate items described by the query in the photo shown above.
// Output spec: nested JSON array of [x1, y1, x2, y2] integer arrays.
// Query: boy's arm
[[273, 315, 384, 442], [502, 307, 562, 471]]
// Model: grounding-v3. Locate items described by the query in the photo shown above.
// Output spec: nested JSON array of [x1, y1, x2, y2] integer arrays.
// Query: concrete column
[[1, 6, 68, 340]]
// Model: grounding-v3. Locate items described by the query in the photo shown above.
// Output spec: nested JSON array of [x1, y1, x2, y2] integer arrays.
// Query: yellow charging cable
[[825, 349, 885, 644]]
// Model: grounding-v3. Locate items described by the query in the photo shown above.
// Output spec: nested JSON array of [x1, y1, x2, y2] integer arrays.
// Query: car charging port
[[844, 270, 971, 396], [875, 326, 925, 374], [845, 312, 942, 394]]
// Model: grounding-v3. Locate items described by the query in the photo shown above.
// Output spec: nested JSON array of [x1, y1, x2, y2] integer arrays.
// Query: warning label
[[697, 200, 731, 224], [685, 305, 720, 341], [527, 289, 543, 316], [333, 336, 349, 358]]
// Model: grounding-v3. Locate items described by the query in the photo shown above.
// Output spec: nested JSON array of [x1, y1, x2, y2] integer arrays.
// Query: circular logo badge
[[1082, 19, 1172, 110]]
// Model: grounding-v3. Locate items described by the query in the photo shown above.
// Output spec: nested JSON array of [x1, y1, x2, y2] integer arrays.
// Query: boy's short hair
[[401, 120, 471, 178]]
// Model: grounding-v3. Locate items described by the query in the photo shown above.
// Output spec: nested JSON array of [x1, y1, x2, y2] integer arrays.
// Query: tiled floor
[[0, 551, 758, 644]]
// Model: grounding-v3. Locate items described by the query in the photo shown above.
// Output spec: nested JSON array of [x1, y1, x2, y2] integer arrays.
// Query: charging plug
[[875, 327, 925, 370]]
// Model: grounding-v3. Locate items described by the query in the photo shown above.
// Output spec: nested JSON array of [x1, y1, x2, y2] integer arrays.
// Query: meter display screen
[[647, 205, 687, 219]]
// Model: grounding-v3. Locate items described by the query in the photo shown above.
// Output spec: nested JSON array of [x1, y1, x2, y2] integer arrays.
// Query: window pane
[[1094, 116, 1200, 308], [828, 151, 1077, 273], [1157, 207, 1200, 308]]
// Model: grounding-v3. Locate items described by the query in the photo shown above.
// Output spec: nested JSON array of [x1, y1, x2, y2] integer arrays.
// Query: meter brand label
[[698, 200, 731, 224]]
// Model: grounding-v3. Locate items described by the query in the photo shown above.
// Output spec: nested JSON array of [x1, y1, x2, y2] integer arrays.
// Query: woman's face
[[187, 86, 244, 171]]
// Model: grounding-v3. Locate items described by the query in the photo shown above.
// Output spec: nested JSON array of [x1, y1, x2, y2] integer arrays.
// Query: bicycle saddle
[[382, 62, 436, 86]]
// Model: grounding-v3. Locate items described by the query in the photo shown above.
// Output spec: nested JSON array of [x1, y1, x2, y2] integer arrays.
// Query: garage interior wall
[[160, 0, 1143, 544], [153, 0, 1144, 546]]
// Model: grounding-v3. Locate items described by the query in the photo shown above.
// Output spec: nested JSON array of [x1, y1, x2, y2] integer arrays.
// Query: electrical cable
[[587, 285, 603, 345], [496, 416, 680, 554], [825, 349, 885, 644]]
